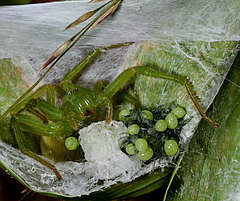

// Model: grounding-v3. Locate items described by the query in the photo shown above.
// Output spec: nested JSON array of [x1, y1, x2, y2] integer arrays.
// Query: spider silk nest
[[0, 0, 239, 197], [0, 45, 194, 197]]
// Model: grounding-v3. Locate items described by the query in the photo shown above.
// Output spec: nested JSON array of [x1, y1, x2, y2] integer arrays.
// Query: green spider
[[0, 47, 218, 180]]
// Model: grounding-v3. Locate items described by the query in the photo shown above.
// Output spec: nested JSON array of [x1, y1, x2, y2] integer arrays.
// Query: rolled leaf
[[0, 40, 238, 200], [0, 1, 239, 200], [166, 52, 240, 201]]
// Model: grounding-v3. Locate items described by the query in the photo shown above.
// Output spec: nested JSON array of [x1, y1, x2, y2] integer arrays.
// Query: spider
[[0, 47, 218, 180]]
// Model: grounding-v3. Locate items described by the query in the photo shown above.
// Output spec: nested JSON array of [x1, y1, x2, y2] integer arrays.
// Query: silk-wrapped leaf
[[166, 51, 240, 201], [0, 0, 240, 200], [0, 39, 238, 200]]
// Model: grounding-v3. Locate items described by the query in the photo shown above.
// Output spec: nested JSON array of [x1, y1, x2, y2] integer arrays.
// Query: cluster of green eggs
[[119, 106, 186, 161]]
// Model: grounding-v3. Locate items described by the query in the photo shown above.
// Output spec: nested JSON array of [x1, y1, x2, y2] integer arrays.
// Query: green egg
[[125, 143, 135, 155], [165, 113, 178, 129], [65, 137, 78, 151], [135, 138, 148, 152], [127, 124, 140, 135], [164, 140, 178, 156], [118, 109, 130, 121], [138, 147, 154, 161], [141, 110, 153, 120], [171, 107, 186, 118], [155, 119, 167, 132]]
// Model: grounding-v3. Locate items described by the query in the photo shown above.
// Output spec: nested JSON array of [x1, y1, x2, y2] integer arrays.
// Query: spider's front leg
[[102, 66, 218, 128]]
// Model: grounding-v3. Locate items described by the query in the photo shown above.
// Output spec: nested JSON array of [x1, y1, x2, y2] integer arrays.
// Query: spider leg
[[9, 84, 55, 115], [60, 48, 102, 88], [102, 66, 218, 128], [60, 42, 133, 87], [17, 98, 77, 157], [10, 116, 62, 180], [94, 81, 140, 123], [94, 80, 141, 108], [10, 87, 77, 178], [10, 98, 77, 178]]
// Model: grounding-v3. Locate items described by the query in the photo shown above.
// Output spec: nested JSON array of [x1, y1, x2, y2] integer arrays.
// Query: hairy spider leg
[[102, 66, 218, 128], [57, 49, 215, 126], [3, 48, 105, 177]]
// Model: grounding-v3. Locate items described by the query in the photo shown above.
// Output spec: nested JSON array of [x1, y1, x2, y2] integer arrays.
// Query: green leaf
[[0, 57, 37, 147]]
